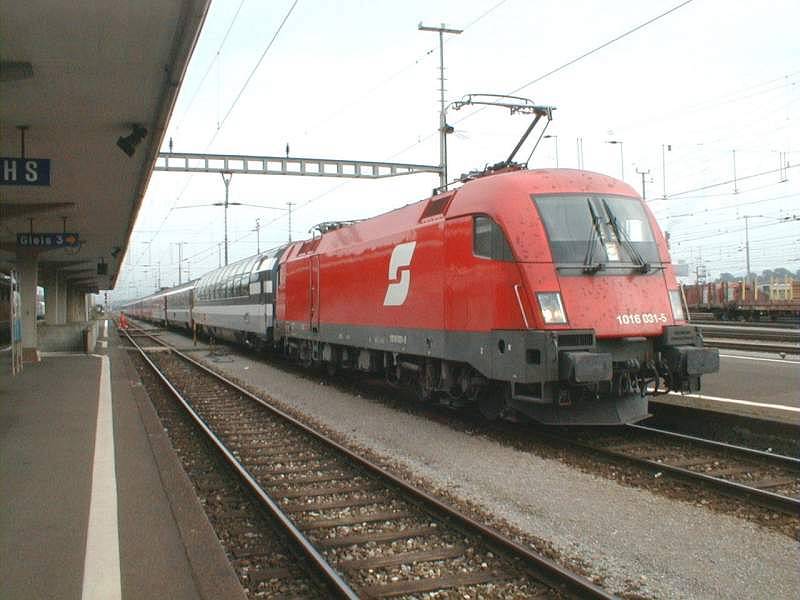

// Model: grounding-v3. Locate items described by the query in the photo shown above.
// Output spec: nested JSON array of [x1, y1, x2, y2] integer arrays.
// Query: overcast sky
[[115, 0, 799, 300]]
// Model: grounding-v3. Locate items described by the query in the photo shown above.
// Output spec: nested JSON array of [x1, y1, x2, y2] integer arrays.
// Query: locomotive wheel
[[414, 379, 433, 403], [477, 384, 506, 421], [413, 360, 438, 403], [325, 361, 337, 377]]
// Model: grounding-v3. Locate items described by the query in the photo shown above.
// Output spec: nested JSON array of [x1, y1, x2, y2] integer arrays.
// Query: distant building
[[768, 275, 797, 301]]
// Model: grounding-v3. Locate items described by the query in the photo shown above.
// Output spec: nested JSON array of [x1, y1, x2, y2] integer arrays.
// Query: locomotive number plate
[[616, 312, 667, 325]]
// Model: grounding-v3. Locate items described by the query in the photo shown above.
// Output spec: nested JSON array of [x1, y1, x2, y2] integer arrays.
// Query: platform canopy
[[0, 1, 211, 292]]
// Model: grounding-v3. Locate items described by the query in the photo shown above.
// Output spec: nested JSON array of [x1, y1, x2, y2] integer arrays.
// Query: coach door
[[309, 255, 320, 333]]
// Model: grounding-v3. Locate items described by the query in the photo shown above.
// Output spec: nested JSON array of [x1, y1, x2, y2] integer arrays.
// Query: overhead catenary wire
[[254, 0, 701, 256], [213, 0, 299, 139], [121, 2, 799, 295], [131, 0, 300, 270], [138, 0, 511, 280], [651, 163, 798, 200], [388, 0, 699, 161], [172, 0, 248, 134], [134, 0, 699, 279], [302, 0, 511, 138]]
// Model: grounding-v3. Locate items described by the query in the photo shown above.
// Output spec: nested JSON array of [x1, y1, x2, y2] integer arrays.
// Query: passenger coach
[[192, 249, 282, 348]]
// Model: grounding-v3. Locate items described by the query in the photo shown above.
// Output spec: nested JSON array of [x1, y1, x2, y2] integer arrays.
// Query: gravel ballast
[[145, 330, 799, 599]]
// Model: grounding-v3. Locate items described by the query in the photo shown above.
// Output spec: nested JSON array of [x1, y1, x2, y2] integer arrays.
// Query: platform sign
[[1, 157, 51, 186], [17, 232, 80, 248]]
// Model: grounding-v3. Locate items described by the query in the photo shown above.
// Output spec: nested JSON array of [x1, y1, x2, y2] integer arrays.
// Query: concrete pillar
[[66, 285, 89, 322], [41, 267, 67, 325], [17, 252, 40, 362], [55, 276, 68, 324], [82, 292, 91, 321]]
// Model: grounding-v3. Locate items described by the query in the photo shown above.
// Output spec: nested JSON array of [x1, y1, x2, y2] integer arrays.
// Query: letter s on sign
[[383, 241, 416, 306], [25, 161, 39, 183]]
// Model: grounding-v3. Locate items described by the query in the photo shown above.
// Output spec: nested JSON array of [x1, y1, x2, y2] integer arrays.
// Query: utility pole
[[778, 151, 788, 182], [221, 171, 233, 265], [739, 214, 765, 278], [636, 167, 650, 200], [544, 134, 558, 167], [606, 140, 624, 180], [143, 241, 152, 268], [732, 149, 738, 194], [419, 23, 462, 190], [175, 242, 186, 284], [287, 202, 294, 242], [661, 143, 670, 198], [576, 137, 584, 169], [254, 218, 261, 254]]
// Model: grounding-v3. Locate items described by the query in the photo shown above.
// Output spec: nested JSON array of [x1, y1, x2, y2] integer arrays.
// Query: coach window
[[473, 216, 514, 261]]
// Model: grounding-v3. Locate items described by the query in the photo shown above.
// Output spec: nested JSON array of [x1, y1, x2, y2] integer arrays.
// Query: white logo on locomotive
[[383, 241, 416, 306]]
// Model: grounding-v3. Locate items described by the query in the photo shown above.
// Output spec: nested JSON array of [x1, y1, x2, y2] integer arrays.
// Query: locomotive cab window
[[532, 194, 660, 267], [473, 216, 514, 261]]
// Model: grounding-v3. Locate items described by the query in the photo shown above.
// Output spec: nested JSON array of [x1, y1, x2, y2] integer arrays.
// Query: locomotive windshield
[[532, 194, 660, 269]]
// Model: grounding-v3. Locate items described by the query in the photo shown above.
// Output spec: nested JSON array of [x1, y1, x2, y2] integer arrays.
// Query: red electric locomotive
[[275, 165, 719, 425]]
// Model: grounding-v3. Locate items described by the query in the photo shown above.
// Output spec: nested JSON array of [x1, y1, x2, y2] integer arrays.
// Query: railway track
[[698, 326, 799, 343], [702, 339, 799, 354], [545, 424, 800, 516], [693, 323, 800, 354], [691, 319, 800, 330], [136, 355, 329, 597], [122, 324, 613, 599]]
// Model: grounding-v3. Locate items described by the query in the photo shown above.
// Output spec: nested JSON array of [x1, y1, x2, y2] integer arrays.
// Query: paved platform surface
[[652, 350, 800, 425], [0, 321, 244, 600]]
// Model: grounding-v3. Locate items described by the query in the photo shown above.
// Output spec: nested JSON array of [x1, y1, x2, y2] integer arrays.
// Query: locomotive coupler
[[661, 345, 720, 377], [656, 325, 720, 393]]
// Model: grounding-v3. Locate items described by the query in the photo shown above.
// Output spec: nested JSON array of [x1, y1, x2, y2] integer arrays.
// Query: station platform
[[650, 391, 800, 426], [0, 321, 245, 600], [650, 350, 800, 426]]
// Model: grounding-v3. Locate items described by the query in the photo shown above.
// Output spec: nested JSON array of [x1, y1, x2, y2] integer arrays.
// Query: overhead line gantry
[[154, 152, 442, 179]]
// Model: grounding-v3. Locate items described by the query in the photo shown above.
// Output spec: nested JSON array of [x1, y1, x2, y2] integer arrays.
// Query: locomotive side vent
[[556, 333, 594, 347], [419, 194, 452, 222]]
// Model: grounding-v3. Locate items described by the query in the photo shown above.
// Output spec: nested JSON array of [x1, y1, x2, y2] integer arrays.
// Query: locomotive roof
[[283, 167, 641, 260]]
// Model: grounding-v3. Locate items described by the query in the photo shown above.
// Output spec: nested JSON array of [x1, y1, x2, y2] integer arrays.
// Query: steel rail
[[534, 428, 800, 516], [702, 339, 799, 354], [692, 319, 800, 330], [627, 423, 800, 468], [122, 329, 359, 599], [123, 324, 616, 599], [699, 329, 799, 343]]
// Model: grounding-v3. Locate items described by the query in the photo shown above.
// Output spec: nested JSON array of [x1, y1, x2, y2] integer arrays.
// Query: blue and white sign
[[1, 157, 51, 186], [17, 232, 80, 248]]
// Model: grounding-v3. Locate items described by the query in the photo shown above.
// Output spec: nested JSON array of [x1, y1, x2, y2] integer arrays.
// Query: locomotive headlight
[[669, 289, 685, 321], [537, 292, 568, 324]]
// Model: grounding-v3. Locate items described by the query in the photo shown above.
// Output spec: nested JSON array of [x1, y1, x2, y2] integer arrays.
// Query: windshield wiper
[[583, 199, 604, 273], [601, 199, 651, 273]]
